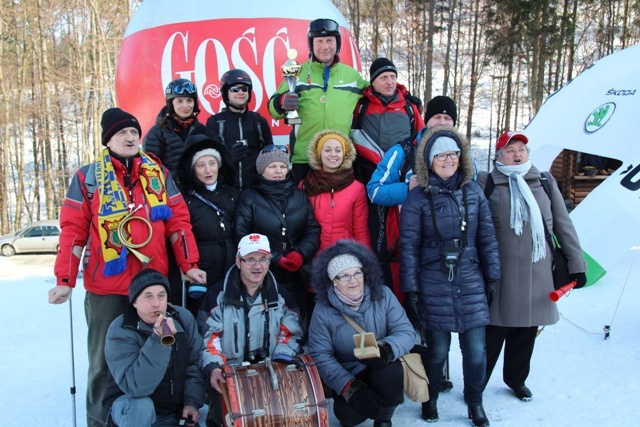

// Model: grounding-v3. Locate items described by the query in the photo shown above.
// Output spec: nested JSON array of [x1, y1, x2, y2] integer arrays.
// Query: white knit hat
[[327, 254, 363, 280], [191, 148, 222, 168], [428, 136, 460, 165]]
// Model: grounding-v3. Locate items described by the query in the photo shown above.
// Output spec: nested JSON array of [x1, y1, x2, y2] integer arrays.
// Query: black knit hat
[[101, 108, 142, 146], [424, 96, 457, 126], [129, 268, 171, 304], [369, 57, 397, 83]]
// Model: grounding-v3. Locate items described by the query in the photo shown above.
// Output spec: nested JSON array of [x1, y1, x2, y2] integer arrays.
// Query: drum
[[220, 354, 329, 427]]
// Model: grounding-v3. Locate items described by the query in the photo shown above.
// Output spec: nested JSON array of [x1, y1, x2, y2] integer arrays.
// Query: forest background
[[1, 0, 638, 234]]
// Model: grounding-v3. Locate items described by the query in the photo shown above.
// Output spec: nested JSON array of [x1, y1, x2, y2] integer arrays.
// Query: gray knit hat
[[427, 136, 461, 166], [256, 146, 291, 175], [129, 268, 171, 304], [327, 254, 363, 280]]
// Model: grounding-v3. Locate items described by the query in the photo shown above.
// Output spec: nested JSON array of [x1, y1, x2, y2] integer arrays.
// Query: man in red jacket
[[48, 107, 206, 427]]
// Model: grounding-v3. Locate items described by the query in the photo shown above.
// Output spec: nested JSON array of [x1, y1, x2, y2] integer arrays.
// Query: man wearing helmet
[[144, 78, 207, 175], [205, 69, 273, 190], [268, 18, 369, 183]]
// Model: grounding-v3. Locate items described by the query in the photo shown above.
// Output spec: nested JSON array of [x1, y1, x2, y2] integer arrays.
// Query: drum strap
[[241, 285, 271, 361]]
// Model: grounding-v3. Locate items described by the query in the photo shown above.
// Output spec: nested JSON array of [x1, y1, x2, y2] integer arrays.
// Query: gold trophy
[[281, 49, 302, 125]]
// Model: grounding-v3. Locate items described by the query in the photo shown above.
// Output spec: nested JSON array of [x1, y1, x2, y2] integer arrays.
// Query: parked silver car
[[0, 220, 61, 256]]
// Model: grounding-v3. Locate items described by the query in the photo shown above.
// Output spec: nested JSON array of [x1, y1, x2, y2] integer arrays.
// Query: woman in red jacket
[[301, 130, 371, 251]]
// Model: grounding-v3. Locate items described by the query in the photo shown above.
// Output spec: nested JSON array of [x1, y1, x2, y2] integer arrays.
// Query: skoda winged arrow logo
[[584, 102, 616, 134]]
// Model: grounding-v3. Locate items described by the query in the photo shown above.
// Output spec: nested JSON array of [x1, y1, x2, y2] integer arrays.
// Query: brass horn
[[160, 319, 175, 346], [117, 204, 153, 267]]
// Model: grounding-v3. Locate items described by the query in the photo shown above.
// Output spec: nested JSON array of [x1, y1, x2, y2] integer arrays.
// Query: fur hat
[[369, 57, 397, 83], [128, 268, 171, 305], [427, 136, 461, 166], [327, 254, 363, 280], [255, 146, 290, 175], [424, 96, 457, 126], [101, 108, 142, 146]]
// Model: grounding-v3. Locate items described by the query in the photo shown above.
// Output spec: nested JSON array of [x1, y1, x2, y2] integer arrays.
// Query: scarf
[[302, 168, 355, 197], [495, 161, 546, 262], [334, 286, 364, 311], [428, 169, 464, 191], [172, 114, 195, 129], [96, 148, 172, 276]]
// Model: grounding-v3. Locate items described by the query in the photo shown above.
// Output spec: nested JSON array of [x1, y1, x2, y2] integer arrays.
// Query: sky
[[1, 251, 638, 427]]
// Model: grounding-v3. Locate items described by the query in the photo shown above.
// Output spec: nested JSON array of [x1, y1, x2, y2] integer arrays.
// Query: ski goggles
[[169, 81, 197, 96], [260, 145, 289, 154]]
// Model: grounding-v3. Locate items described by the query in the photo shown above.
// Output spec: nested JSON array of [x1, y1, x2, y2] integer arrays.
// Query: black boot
[[422, 400, 438, 422], [467, 404, 489, 427]]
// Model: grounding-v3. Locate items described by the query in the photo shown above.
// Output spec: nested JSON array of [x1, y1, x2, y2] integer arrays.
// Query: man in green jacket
[[268, 18, 369, 182]]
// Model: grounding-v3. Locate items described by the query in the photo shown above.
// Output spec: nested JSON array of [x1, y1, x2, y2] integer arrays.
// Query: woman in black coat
[[177, 135, 239, 316], [234, 145, 321, 327], [399, 126, 500, 427], [144, 78, 207, 176]]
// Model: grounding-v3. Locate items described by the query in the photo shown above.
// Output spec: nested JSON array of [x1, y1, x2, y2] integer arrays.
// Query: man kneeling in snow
[[103, 269, 206, 426]]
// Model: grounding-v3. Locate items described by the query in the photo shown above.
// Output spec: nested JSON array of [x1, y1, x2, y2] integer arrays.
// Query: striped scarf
[[96, 148, 172, 276]]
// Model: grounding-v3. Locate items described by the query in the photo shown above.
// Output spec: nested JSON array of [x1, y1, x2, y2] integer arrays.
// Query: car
[[0, 219, 61, 257]]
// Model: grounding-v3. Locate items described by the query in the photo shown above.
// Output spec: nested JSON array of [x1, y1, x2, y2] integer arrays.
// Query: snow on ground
[[1, 251, 639, 427]]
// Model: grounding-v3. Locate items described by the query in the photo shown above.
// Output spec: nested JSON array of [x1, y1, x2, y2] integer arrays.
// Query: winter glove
[[342, 379, 384, 419], [279, 92, 299, 111], [404, 292, 421, 329], [230, 141, 249, 163], [277, 251, 304, 272], [485, 280, 499, 306], [569, 272, 587, 289], [361, 341, 394, 368], [271, 353, 301, 367]]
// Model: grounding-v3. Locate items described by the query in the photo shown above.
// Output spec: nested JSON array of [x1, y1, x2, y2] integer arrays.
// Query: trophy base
[[285, 117, 302, 125]]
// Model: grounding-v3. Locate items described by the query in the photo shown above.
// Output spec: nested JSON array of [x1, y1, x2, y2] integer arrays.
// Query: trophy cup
[[281, 49, 302, 125]]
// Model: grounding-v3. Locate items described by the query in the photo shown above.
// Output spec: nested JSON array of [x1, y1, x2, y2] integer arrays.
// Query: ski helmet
[[307, 18, 341, 54], [220, 69, 253, 107], [165, 78, 199, 115]]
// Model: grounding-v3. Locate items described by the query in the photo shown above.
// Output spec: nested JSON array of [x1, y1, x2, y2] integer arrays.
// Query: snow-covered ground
[[1, 250, 638, 427]]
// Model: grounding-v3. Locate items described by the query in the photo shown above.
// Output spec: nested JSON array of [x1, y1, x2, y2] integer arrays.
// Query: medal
[[320, 95, 326, 104]]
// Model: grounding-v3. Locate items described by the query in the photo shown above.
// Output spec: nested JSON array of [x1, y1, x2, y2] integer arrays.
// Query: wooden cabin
[[549, 150, 621, 208]]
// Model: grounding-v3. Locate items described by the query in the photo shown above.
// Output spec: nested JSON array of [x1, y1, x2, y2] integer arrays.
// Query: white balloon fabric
[[524, 43, 640, 284]]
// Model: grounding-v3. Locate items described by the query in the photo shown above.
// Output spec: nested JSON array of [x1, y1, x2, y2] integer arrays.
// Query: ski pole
[[68, 299, 77, 427]]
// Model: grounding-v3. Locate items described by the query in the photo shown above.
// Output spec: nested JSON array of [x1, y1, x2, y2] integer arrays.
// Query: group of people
[[47, 16, 588, 427]]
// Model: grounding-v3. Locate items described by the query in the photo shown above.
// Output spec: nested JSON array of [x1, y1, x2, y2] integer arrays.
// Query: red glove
[[277, 251, 304, 272]]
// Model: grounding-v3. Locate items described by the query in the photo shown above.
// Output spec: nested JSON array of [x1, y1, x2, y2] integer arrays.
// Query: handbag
[[342, 314, 380, 359], [399, 350, 429, 402]]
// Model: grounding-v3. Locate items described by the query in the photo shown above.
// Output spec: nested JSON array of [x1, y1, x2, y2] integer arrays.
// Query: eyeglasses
[[434, 152, 460, 162], [171, 81, 197, 95], [334, 271, 364, 283], [260, 145, 289, 154], [240, 257, 271, 266], [229, 86, 249, 93]]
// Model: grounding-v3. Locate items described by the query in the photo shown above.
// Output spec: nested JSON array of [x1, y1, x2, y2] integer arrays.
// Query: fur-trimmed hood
[[176, 134, 236, 193], [312, 240, 386, 305], [307, 129, 357, 171], [414, 126, 474, 188]]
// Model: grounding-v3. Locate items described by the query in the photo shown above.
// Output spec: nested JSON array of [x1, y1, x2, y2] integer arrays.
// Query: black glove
[[231, 141, 249, 163], [485, 280, 499, 306], [279, 92, 299, 111], [569, 272, 587, 289], [342, 380, 384, 419], [361, 341, 394, 368], [404, 292, 421, 329]]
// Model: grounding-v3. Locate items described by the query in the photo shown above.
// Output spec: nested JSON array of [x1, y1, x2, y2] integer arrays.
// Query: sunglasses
[[229, 86, 250, 93], [170, 82, 197, 95], [260, 144, 289, 154]]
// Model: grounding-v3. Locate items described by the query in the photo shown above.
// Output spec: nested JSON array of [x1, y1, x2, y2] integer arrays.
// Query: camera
[[247, 347, 268, 363], [234, 139, 248, 147], [444, 252, 459, 268]]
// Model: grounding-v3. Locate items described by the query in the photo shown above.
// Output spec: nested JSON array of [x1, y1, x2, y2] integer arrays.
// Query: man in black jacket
[[104, 269, 205, 427]]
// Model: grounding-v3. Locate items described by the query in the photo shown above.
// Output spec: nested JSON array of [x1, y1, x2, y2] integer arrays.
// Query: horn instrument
[[117, 204, 153, 267], [160, 319, 175, 346]]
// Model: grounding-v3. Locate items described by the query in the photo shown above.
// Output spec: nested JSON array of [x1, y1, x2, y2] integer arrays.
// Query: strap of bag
[[342, 313, 366, 334], [190, 190, 232, 224], [262, 196, 295, 249]]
